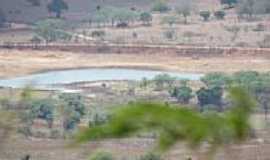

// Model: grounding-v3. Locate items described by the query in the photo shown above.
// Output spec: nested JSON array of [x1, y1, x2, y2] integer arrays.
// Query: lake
[[0, 68, 203, 90]]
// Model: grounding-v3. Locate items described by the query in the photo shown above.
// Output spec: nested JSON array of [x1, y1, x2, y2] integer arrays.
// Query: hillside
[[0, 0, 219, 23]]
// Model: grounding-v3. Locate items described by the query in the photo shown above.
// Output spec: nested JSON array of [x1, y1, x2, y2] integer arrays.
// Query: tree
[[58, 94, 86, 131], [237, 0, 270, 19], [77, 88, 256, 158], [201, 72, 230, 88], [214, 10, 226, 19], [175, 0, 192, 24], [152, 0, 170, 13], [140, 152, 162, 160], [170, 81, 193, 104], [161, 15, 178, 27], [220, 0, 238, 7], [199, 11, 211, 21], [140, 12, 153, 26], [0, 9, 6, 28], [236, 0, 255, 19], [196, 86, 223, 111], [30, 99, 55, 127], [153, 74, 176, 90], [47, 0, 68, 18], [26, 0, 41, 6]]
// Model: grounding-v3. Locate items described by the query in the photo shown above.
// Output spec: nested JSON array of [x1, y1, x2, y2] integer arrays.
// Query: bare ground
[[0, 49, 270, 78]]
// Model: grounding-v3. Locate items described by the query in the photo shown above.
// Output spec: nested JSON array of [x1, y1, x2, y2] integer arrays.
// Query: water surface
[[0, 68, 203, 90]]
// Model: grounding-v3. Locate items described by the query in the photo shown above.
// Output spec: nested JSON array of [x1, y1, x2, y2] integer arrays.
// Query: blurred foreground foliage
[[76, 87, 256, 152]]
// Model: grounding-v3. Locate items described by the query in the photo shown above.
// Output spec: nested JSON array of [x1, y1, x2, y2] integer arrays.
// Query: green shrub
[[153, 74, 176, 90], [214, 10, 226, 20], [163, 29, 177, 40], [140, 12, 153, 25], [140, 152, 162, 160], [91, 30, 106, 38], [89, 151, 113, 160], [201, 72, 230, 87], [152, 0, 170, 13], [161, 16, 178, 26], [200, 11, 211, 21], [170, 81, 193, 104], [59, 93, 86, 130]]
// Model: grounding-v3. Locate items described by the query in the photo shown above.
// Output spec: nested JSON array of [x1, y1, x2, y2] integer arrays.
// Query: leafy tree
[[175, 0, 192, 24], [236, 0, 270, 19], [26, 0, 41, 6], [152, 0, 170, 13], [170, 81, 193, 104], [140, 12, 153, 26], [30, 99, 55, 127], [236, 0, 255, 19], [114, 8, 139, 25], [220, 0, 238, 7], [0, 9, 6, 28], [58, 94, 86, 130], [200, 11, 211, 21], [201, 72, 230, 88], [153, 74, 176, 90], [196, 86, 223, 110], [140, 152, 162, 160], [161, 15, 178, 27], [231, 71, 260, 90], [214, 10, 226, 19], [47, 0, 68, 18], [77, 88, 256, 157]]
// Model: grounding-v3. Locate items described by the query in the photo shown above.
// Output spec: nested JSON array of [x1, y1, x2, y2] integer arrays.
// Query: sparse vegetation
[[152, 0, 170, 13], [34, 18, 71, 42], [0, 9, 6, 28]]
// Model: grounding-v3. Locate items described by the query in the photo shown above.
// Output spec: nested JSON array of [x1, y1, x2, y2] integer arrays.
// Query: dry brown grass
[[0, 49, 270, 78]]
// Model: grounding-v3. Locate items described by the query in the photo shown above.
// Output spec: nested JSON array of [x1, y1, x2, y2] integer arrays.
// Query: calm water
[[0, 68, 203, 90]]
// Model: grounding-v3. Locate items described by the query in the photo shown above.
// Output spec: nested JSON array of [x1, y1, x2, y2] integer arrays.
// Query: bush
[[201, 72, 230, 87], [30, 99, 56, 127], [91, 30, 106, 38], [196, 86, 223, 108], [26, 0, 41, 6], [140, 12, 153, 25], [153, 74, 176, 90], [152, 0, 170, 13], [171, 86, 193, 104], [140, 152, 162, 160], [162, 16, 178, 26], [200, 11, 211, 21], [89, 151, 114, 160], [59, 93, 86, 130], [214, 10, 226, 20], [163, 29, 177, 40]]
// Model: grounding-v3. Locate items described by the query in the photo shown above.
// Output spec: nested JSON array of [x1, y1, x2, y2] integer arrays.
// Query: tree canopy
[[47, 0, 68, 18]]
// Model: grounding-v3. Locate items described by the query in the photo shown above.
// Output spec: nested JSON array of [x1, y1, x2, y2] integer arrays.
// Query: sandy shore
[[0, 49, 270, 78]]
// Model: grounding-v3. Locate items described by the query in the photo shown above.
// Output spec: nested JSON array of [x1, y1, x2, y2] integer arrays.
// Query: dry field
[[0, 48, 270, 78]]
